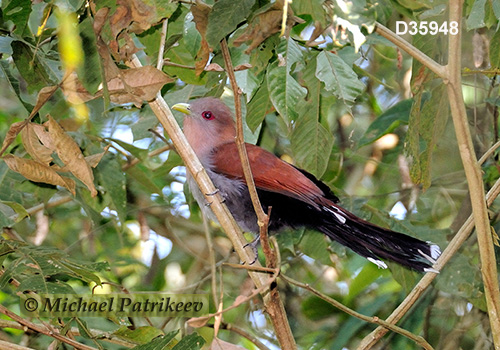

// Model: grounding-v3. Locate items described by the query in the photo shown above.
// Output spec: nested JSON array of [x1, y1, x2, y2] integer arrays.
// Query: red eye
[[202, 111, 214, 120]]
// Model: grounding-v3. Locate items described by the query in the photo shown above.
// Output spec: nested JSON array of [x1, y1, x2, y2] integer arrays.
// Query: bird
[[172, 97, 441, 272]]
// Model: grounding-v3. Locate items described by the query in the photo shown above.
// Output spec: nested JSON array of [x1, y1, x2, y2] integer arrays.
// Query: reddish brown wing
[[210, 142, 328, 208]]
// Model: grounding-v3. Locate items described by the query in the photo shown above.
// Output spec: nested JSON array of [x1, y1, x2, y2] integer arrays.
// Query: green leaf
[[291, 113, 333, 178], [96, 154, 127, 225], [142, 0, 178, 23], [292, 0, 327, 26], [267, 61, 307, 128], [11, 41, 52, 94], [164, 40, 207, 85], [205, 0, 256, 47], [130, 330, 178, 350], [0, 200, 28, 222], [358, 98, 412, 148], [406, 85, 449, 190], [75, 319, 93, 340], [246, 76, 272, 132], [292, 55, 333, 178], [0, 59, 32, 113], [466, 0, 487, 30], [3, 0, 32, 36], [490, 29, 500, 69], [108, 138, 149, 160], [114, 326, 165, 345], [276, 37, 304, 73], [0, 36, 14, 54], [171, 333, 205, 350], [17, 275, 75, 294], [79, 18, 101, 94], [298, 231, 331, 265], [315, 51, 365, 107]]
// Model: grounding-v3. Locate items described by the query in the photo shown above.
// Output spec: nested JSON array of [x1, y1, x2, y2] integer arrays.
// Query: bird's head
[[172, 97, 236, 157]]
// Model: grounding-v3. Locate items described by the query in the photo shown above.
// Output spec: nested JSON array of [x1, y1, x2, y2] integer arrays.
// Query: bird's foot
[[205, 189, 220, 196], [243, 236, 260, 265]]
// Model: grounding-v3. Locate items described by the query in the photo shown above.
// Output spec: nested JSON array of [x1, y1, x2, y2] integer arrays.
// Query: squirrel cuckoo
[[172, 98, 441, 272]]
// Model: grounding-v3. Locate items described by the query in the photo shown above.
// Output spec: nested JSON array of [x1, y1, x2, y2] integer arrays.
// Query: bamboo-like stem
[[445, 2, 500, 348], [219, 39, 295, 350]]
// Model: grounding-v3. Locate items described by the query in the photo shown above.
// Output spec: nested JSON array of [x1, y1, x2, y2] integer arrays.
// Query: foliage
[[0, 0, 499, 349]]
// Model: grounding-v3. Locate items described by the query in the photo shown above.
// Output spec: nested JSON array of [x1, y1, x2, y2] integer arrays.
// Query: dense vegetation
[[0, 0, 499, 349]]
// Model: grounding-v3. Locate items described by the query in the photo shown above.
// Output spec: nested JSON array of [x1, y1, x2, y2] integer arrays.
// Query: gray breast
[[186, 170, 259, 233]]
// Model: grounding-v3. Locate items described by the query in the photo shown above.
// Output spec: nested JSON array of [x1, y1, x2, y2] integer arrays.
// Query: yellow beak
[[171, 103, 191, 115]]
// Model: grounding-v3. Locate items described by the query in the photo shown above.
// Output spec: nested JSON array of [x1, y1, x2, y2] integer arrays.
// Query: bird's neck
[[183, 117, 236, 162]]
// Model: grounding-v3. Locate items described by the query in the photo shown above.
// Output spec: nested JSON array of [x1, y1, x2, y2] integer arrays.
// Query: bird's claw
[[243, 237, 260, 265], [205, 189, 220, 196]]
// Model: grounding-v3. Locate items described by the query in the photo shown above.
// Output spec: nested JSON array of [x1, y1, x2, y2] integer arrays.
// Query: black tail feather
[[317, 207, 441, 272]]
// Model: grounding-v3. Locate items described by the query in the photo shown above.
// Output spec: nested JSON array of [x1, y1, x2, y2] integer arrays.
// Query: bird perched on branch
[[172, 98, 441, 272]]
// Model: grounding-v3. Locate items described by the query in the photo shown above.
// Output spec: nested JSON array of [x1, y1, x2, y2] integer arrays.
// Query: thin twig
[[223, 262, 277, 274], [220, 39, 294, 349], [218, 322, 272, 350], [281, 274, 434, 350], [157, 18, 169, 70], [202, 214, 219, 307], [187, 267, 280, 328], [374, 23, 447, 80]]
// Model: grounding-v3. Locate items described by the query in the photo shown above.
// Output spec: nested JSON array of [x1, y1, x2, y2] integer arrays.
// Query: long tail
[[317, 205, 441, 272]]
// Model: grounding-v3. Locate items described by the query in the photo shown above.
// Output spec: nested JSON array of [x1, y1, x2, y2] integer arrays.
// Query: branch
[[281, 274, 434, 350], [357, 169, 500, 349], [219, 40, 276, 268], [374, 23, 447, 80], [220, 39, 294, 350], [445, 3, 500, 349]]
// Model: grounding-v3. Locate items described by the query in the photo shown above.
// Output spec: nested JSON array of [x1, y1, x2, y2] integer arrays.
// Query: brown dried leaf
[[110, 0, 155, 38], [107, 66, 173, 105], [234, 0, 304, 54], [32, 123, 55, 151], [29, 86, 59, 119], [186, 316, 210, 328], [234, 63, 252, 71], [85, 145, 110, 168], [4, 154, 76, 194], [1, 121, 28, 157], [205, 63, 224, 72], [61, 73, 96, 104], [21, 123, 54, 164], [47, 116, 97, 197], [211, 338, 247, 350], [93, 7, 110, 36], [191, 1, 212, 75]]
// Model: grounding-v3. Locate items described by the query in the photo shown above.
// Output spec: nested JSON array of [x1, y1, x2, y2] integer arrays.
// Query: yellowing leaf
[[85, 145, 110, 168], [107, 66, 173, 106], [3, 154, 76, 195], [21, 123, 54, 165], [1, 121, 27, 157], [211, 338, 247, 350], [29, 85, 59, 119], [47, 116, 97, 197]]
